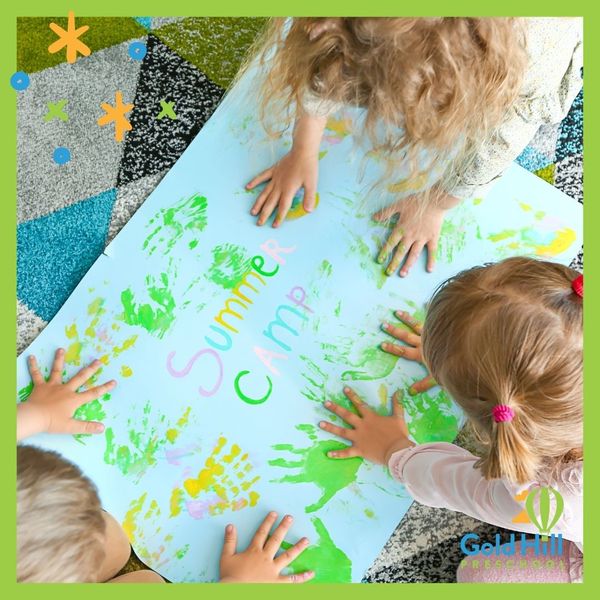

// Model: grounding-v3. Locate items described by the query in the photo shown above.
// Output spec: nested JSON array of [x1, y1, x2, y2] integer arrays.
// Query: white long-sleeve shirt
[[389, 442, 583, 581]]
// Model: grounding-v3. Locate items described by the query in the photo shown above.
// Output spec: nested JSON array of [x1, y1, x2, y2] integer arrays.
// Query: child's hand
[[246, 148, 319, 228], [380, 310, 437, 395], [374, 189, 459, 277], [319, 387, 415, 465], [17, 349, 116, 441], [219, 512, 314, 583]]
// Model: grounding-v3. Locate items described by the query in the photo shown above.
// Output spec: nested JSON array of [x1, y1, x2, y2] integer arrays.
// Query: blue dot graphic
[[53, 147, 71, 165], [128, 41, 147, 61], [10, 71, 30, 91]]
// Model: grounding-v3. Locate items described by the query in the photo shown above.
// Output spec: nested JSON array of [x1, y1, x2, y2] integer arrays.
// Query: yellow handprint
[[169, 437, 260, 519]]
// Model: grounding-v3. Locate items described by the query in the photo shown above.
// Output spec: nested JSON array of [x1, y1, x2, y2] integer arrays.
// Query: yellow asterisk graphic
[[97, 91, 134, 142], [48, 11, 91, 64]]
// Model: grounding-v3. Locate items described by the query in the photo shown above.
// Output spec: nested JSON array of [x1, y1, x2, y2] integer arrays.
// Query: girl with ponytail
[[320, 257, 583, 582]]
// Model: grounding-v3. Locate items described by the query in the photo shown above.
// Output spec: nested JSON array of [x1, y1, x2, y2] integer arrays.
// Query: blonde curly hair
[[249, 17, 528, 200]]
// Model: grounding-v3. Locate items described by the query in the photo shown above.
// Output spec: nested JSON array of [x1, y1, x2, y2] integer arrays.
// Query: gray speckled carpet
[[16, 17, 583, 582]]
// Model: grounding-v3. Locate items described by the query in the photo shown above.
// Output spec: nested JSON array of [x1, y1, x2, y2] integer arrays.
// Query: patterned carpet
[[16, 17, 583, 582]]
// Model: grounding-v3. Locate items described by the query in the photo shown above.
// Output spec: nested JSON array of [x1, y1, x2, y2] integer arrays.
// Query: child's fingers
[[264, 514, 294, 556], [399, 242, 424, 277], [246, 167, 273, 190], [250, 512, 278, 549], [278, 570, 315, 584], [408, 376, 438, 396], [68, 359, 103, 390], [65, 418, 105, 435], [381, 323, 420, 346], [77, 380, 116, 404], [27, 355, 44, 385], [372, 202, 400, 223], [250, 182, 273, 216], [380, 342, 421, 361], [318, 420, 354, 441], [273, 191, 295, 228], [302, 185, 317, 212], [377, 228, 403, 266], [221, 523, 238, 557], [392, 390, 406, 418], [426, 240, 437, 273], [322, 399, 360, 426], [327, 446, 359, 459], [274, 537, 310, 568], [343, 386, 371, 415], [386, 240, 408, 275], [257, 191, 280, 226], [394, 310, 423, 334], [49, 348, 65, 383]]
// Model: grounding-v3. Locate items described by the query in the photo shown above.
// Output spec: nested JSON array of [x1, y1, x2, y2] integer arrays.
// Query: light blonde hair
[[17, 445, 106, 583], [249, 18, 528, 201], [422, 257, 583, 485]]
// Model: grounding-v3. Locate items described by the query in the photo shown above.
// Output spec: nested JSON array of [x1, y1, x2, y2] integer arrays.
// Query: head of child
[[256, 18, 528, 187], [17, 445, 106, 582], [421, 257, 582, 485]]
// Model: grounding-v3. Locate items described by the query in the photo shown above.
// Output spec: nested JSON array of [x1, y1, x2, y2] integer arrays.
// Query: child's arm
[[219, 512, 314, 583], [17, 349, 116, 441], [319, 388, 526, 533], [246, 109, 327, 227]]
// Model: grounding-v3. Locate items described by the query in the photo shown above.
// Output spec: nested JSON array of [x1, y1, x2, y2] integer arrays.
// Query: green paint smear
[[403, 388, 459, 444], [120, 272, 176, 339], [143, 193, 208, 256], [282, 517, 352, 583], [269, 424, 362, 513], [73, 393, 111, 442], [18, 381, 33, 403], [103, 403, 163, 476], [175, 544, 190, 559], [322, 337, 398, 382], [205, 243, 252, 290], [344, 228, 387, 289]]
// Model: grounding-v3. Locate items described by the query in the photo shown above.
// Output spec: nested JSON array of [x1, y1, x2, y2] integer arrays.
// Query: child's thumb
[[66, 419, 105, 435]]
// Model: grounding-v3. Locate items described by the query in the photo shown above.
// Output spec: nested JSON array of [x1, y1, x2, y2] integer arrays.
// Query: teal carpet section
[[17, 188, 117, 321]]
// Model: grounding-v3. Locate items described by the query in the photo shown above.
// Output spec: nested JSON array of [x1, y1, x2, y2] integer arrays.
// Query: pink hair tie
[[492, 405, 514, 423], [571, 274, 583, 298]]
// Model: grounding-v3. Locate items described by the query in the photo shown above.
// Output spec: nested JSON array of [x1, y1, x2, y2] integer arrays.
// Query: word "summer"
[[165, 239, 312, 404]]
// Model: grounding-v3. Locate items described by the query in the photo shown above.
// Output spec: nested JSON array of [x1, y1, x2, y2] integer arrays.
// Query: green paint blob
[[143, 193, 208, 256], [282, 517, 352, 583], [175, 544, 190, 559], [269, 424, 362, 513], [18, 381, 33, 403], [205, 243, 252, 290], [403, 388, 459, 444], [120, 272, 176, 339]]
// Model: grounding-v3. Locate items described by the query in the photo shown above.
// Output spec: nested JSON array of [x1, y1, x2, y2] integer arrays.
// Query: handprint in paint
[[169, 436, 260, 519], [269, 423, 362, 513]]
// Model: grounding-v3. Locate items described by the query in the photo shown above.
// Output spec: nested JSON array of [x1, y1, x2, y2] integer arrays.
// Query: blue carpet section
[[134, 17, 152, 30], [515, 145, 552, 172], [17, 189, 117, 321]]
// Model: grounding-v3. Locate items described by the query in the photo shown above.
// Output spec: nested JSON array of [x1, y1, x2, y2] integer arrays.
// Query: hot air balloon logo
[[525, 486, 564, 541]]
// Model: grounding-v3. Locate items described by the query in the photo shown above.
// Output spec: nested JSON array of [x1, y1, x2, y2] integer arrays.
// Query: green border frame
[[2, 1, 595, 598]]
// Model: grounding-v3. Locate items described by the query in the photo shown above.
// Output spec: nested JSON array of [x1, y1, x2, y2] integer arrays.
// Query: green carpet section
[[534, 163, 556, 185], [153, 17, 268, 88], [17, 17, 147, 74]]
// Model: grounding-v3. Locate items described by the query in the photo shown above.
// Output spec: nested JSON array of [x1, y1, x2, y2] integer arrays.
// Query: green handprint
[[269, 424, 362, 513], [282, 517, 352, 583], [403, 387, 459, 444]]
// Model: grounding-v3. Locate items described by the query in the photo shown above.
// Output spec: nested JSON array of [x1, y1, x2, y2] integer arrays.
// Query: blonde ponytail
[[423, 257, 583, 485]]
